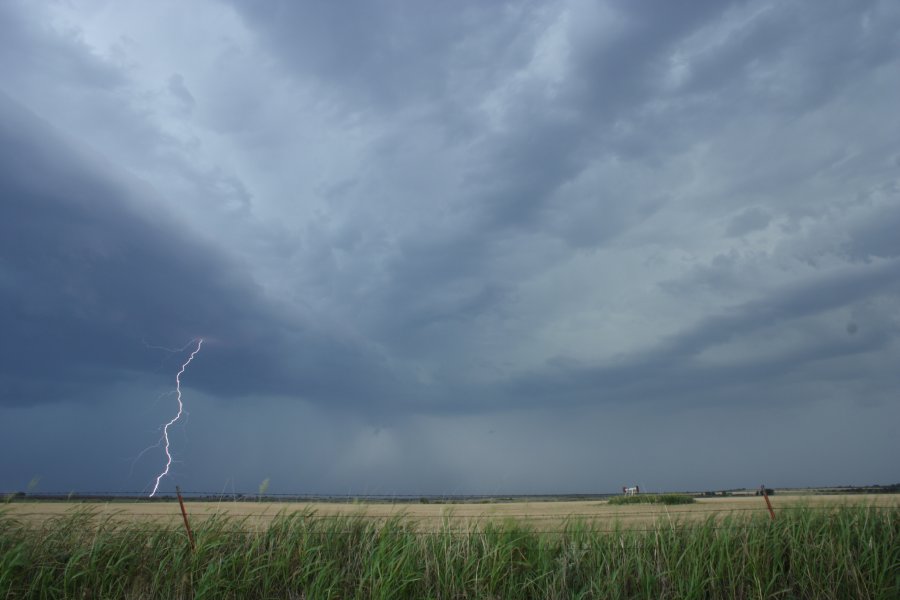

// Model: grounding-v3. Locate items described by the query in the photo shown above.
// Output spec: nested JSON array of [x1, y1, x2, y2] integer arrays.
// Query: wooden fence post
[[176, 486, 196, 550], [760, 485, 775, 521]]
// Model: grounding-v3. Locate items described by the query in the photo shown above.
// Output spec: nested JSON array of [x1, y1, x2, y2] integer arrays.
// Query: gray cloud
[[0, 93, 398, 409], [727, 207, 771, 236], [510, 258, 900, 408], [167, 73, 195, 111], [1, 0, 899, 493], [225, 0, 545, 112]]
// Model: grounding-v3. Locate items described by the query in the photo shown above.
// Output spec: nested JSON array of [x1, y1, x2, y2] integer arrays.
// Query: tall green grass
[[1, 505, 897, 599]]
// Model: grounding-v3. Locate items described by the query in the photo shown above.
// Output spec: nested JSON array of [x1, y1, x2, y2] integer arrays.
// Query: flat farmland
[[6, 493, 897, 530]]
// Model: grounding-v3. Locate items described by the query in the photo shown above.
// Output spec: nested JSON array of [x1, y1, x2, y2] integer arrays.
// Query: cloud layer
[[1, 0, 899, 494]]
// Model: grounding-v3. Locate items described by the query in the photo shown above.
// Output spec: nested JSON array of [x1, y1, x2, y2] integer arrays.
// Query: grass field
[[4, 493, 897, 529], [2, 496, 898, 598]]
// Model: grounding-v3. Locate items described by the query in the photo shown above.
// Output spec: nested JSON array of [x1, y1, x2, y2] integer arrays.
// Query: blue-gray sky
[[1, 0, 899, 496]]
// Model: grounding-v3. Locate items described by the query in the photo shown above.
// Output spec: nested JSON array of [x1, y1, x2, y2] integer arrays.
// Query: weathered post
[[760, 485, 775, 520], [176, 486, 196, 550]]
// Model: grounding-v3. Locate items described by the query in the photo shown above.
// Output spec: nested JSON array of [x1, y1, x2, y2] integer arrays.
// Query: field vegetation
[[606, 493, 696, 506], [1, 504, 897, 599]]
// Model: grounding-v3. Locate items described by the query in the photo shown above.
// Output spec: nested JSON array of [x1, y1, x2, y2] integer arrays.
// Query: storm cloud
[[1, 0, 898, 495]]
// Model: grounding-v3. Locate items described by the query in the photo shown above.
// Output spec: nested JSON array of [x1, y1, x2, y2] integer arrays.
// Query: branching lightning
[[149, 338, 203, 497]]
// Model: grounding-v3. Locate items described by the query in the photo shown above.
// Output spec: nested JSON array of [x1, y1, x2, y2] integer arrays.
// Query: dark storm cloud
[[2, 0, 897, 414], [1, 0, 899, 493], [0, 93, 395, 407], [215, 1, 748, 359], [220, 0, 900, 381]]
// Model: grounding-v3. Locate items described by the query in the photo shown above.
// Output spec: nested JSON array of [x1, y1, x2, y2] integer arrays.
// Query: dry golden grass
[[6, 494, 897, 531]]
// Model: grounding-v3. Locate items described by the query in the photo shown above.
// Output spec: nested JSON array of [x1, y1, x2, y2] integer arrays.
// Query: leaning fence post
[[760, 485, 775, 521], [176, 485, 196, 550]]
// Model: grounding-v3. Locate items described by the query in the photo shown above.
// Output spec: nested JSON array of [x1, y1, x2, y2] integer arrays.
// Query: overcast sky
[[2, 0, 899, 496]]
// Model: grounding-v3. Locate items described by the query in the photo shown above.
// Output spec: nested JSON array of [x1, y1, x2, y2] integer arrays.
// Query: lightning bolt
[[149, 338, 203, 497]]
